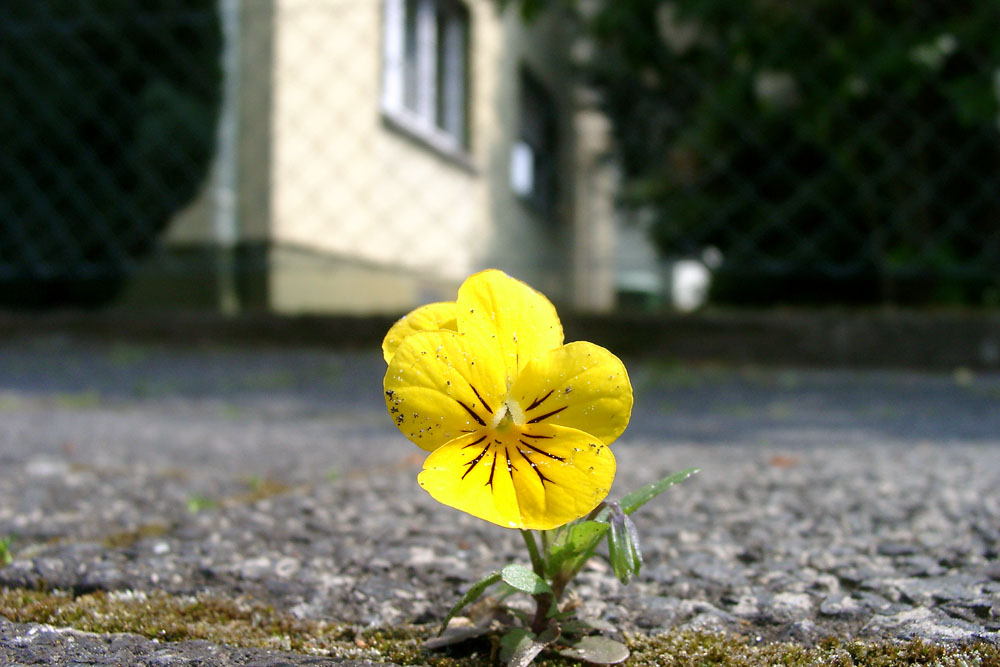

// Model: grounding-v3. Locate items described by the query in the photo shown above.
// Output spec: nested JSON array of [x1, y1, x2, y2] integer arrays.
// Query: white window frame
[[381, 0, 470, 157]]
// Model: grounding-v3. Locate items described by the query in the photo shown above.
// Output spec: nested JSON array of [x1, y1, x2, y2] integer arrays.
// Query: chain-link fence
[[2, 1, 1000, 310], [2, 0, 523, 312]]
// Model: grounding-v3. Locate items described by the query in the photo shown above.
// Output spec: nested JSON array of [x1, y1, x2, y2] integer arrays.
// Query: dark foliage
[[504, 0, 1000, 304], [0, 1, 221, 306]]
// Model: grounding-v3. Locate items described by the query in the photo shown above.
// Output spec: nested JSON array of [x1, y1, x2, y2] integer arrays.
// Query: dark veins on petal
[[516, 446, 553, 486], [525, 389, 553, 411], [461, 436, 489, 480], [505, 447, 517, 476], [527, 406, 568, 424], [469, 384, 493, 415], [487, 448, 498, 489], [455, 399, 486, 426], [519, 439, 565, 462]]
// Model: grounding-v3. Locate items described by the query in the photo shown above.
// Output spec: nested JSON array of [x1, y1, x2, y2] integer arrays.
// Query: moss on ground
[[2, 587, 997, 665], [102, 523, 171, 549]]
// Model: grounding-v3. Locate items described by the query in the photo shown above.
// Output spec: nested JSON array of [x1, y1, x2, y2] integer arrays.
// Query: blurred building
[[124, 0, 627, 314]]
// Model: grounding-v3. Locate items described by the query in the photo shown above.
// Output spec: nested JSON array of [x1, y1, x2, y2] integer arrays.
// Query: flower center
[[489, 396, 526, 431]]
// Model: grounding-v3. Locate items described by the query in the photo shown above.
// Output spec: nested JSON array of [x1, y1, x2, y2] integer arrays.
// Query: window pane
[[402, 0, 419, 112], [518, 69, 557, 216], [435, 1, 468, 146]]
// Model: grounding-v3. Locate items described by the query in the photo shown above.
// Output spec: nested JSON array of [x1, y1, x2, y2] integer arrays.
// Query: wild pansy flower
[[383, 269, 633, 530]]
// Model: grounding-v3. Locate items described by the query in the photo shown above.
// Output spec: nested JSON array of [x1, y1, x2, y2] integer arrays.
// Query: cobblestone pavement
[[1, 335, 999, 664]]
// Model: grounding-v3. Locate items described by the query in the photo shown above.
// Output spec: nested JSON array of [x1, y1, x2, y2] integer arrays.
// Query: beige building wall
[[480, 8, 570, 303], [266, 0, 497, 313], [480, 7, 616, 311], [125, 0, 619, 315], [159, 2, 275, 249]]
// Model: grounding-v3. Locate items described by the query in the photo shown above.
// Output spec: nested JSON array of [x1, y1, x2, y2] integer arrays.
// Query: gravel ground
[[1, 335, 999, 664]]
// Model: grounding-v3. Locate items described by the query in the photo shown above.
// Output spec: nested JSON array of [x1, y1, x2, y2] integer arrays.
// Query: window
[[510, 68, 557, 218], [382, 0, 470, 155]]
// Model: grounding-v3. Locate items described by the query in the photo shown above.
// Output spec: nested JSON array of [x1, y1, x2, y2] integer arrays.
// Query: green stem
[[520, 529, 545, 579], [520, 530, 553, 634]]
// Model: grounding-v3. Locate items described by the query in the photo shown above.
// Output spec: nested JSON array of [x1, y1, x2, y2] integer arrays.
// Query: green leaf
[[500, 626, 561, 667], [607, 514, 627, 579], [501, 563, 553, 595], [437, 570, 502, 635], [0, 536, 12, 567], [499, 629, 541, 666], [556, 520, 608, 551], [619, 468, 699, 515], [557, 635, 630, 664], [423, 623, 492, 650], [546, 520, 608, 576], [560, 616, 618, 636]]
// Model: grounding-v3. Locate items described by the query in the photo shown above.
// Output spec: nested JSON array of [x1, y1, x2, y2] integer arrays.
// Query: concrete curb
[[2, 308, 999, 369]]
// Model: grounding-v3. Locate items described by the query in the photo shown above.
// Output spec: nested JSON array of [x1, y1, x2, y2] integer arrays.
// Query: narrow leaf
[[619, 467, 699, 515], [437, 570, 502, 635], [501, 563, 553, 595]]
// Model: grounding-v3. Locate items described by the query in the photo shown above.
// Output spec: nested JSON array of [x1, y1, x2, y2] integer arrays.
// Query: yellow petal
[[382, 302, 458, 364], [456, 270, 563, 386], [509, 341, 633, 445], [509, 424, 616, 530], [418, 423, 615, 530], [418, 431, 521, 528], [384, 330, 506, 451]]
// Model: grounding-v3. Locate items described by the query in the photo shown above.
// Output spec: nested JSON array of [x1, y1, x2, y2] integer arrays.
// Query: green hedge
[[0, 1, 221, 306]]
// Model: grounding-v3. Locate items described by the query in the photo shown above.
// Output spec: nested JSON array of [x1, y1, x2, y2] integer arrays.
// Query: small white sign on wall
[[510, 140, 535, 197]]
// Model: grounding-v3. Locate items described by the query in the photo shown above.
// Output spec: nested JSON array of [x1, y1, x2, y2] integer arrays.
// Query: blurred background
[[2, 0, 999, 316]]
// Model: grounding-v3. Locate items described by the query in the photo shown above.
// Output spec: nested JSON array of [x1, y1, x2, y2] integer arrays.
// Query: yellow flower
[[383, 270, 633, 530]]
